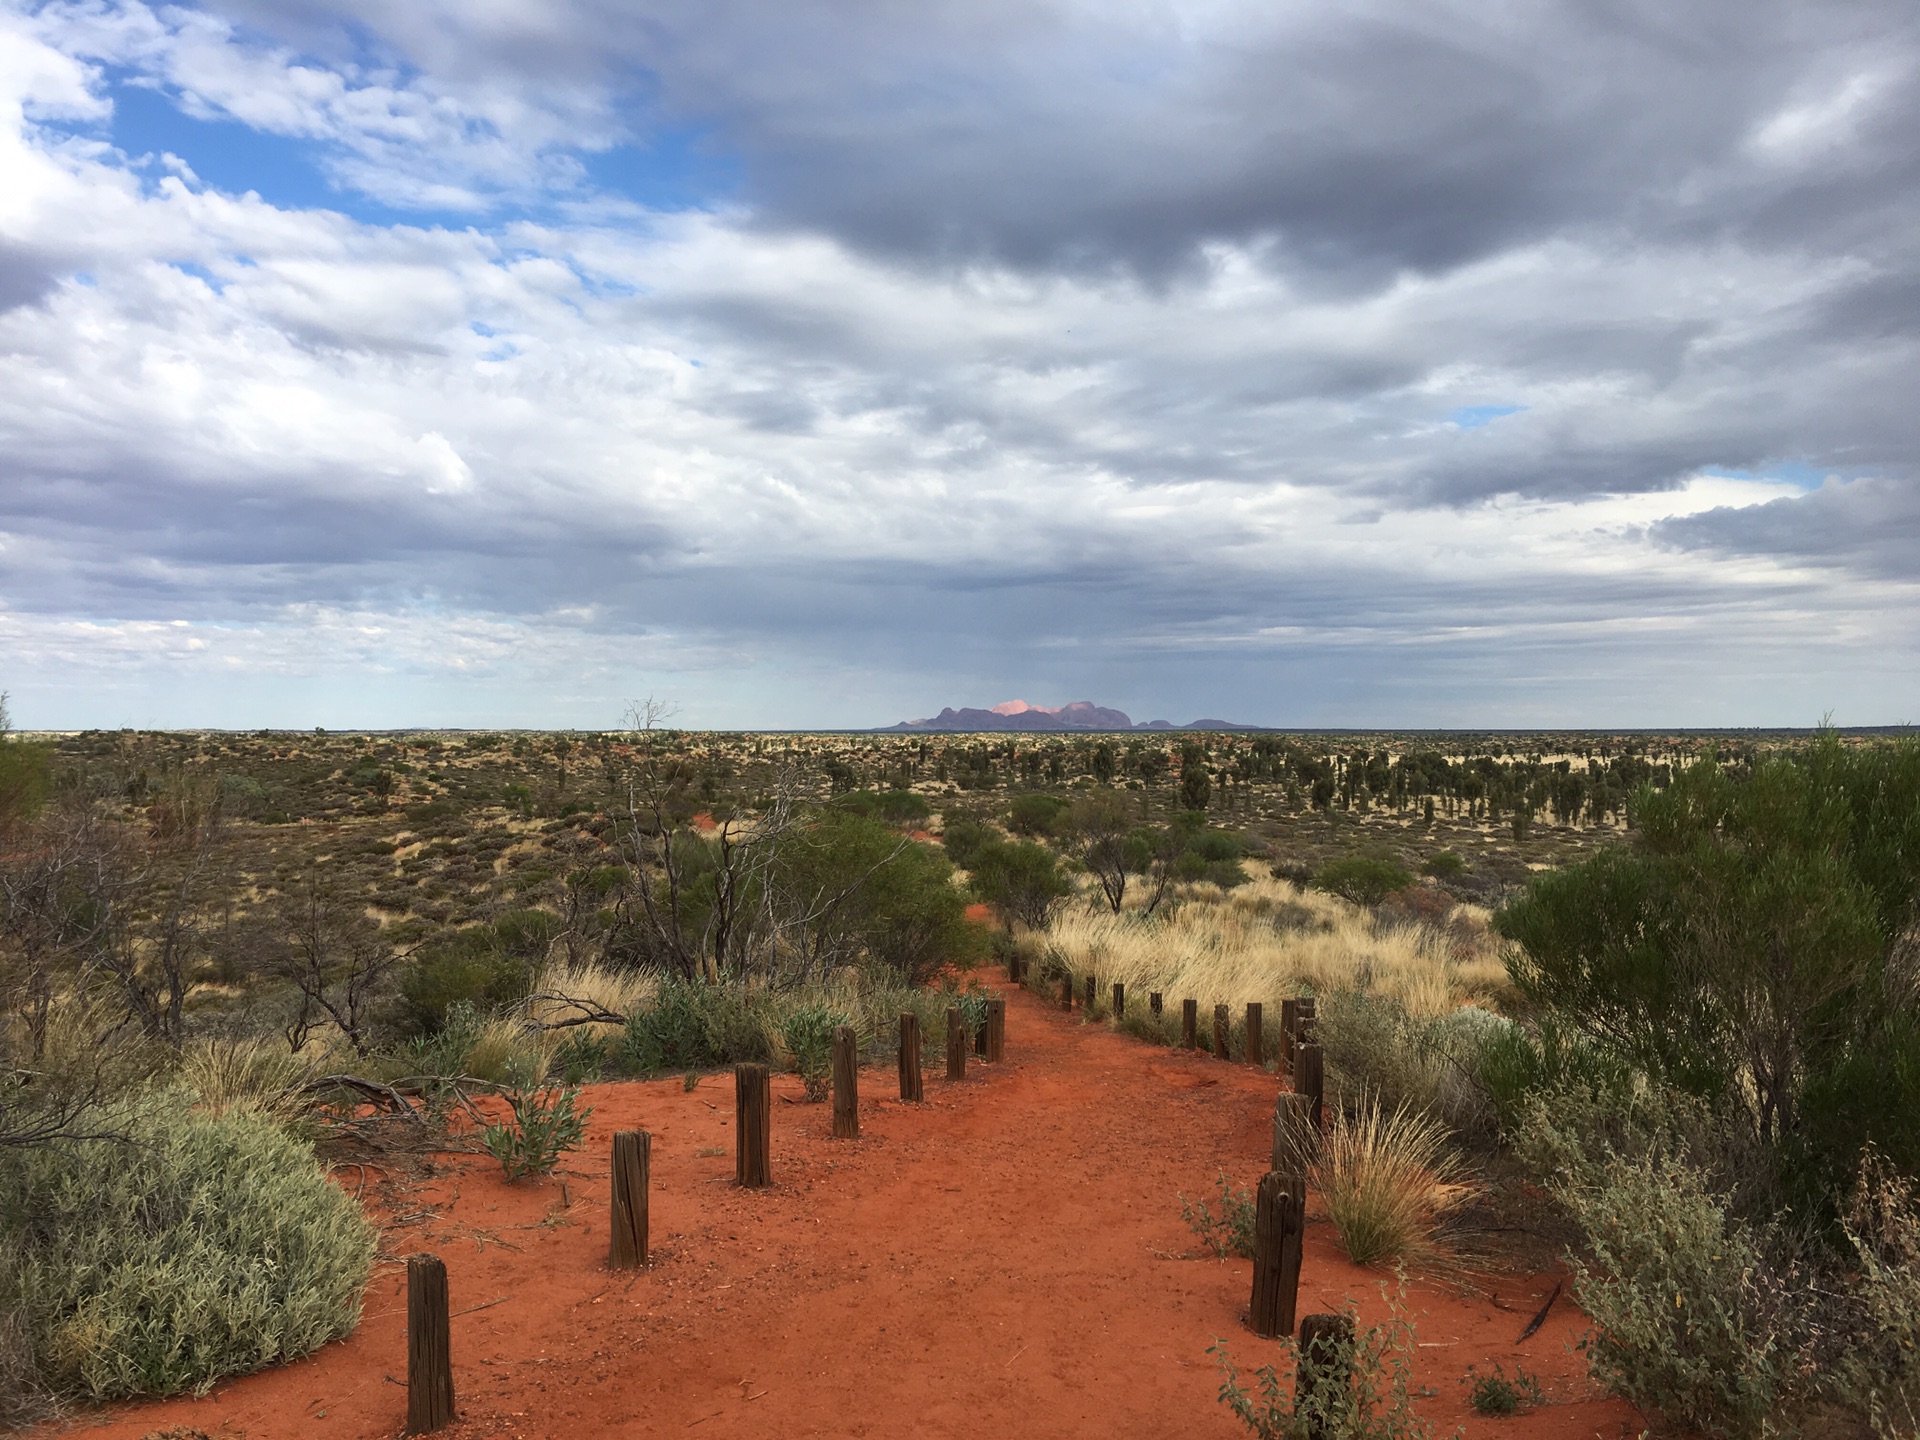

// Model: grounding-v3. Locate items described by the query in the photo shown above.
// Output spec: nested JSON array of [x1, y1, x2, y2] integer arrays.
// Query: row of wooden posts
[[402, 1000, 1009, 1432]]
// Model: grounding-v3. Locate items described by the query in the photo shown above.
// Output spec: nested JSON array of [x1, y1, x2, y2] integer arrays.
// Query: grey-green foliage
[[481, 1068, 591, 1180], [1315, 990, 1500, 1144], [1181, 1172, 1256, 1259], [1210, 1287, 1447, 1440], [780, 1002, 851, 1101], [0, 1098, 375, 1410]]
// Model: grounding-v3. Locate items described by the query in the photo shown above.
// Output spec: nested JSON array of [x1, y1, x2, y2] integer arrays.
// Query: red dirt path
[[52, 975, 1640, 1440]]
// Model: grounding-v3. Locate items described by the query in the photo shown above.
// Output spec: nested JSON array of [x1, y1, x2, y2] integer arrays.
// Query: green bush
[[398, 927, 537, 1035], [1181, 1172, 1256, 1259], [1422, 849, 1466, 880], [481, 1069, 592, 1180], [1007, 793, 1071, 837], [617, 981, 773, 1074], [780, 1002, 851, 1101], [938, 817, 996, 870], [1313, 857, 1414, 907], [833, 790, 932, 825], [970, 839, 1073, 929], [0, 1099, 375, 1407], [1316, 990, 1499, 1143]]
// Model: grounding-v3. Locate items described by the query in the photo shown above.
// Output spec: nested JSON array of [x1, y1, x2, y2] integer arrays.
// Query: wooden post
[[1273, 1091, 1317, 1176], [1249, 1172, 1306, 1338], [1112, 982, 1126, 1018], [1150, 991, 1163, 1017], [1008, 952, 1023, 983], [1245, 1002, 1264, 1068], [405, 1254, 454, 1434], [1083, 975, 1096, 1009], [1213, 1004, 1231, 1059], [974, 1008, 989, 1056], [735, 1063, 771, 1187], [609, 1130, 650, 1269], [1280, 998, 1299, 1075], [1297, 1312, 1356, 1440], [1060, 975, 1074, 1010], [986, 998, 1006, 1062], [1296, 1042, 1325, 1133], [1181, 998, 1198, 1048], [899, 1013, 924, 1101], [946, 1007, 967, 1080], [831, 1026, 859, 1139]]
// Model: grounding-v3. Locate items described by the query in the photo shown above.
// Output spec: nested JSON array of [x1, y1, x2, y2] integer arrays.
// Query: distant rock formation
[[878, 701, 1264, 732]]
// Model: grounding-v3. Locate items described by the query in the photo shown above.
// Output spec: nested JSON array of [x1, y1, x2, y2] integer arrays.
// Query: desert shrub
[[1118, 1004, 1180, 1047], [1316, 990, 1498, 1144], [831, 789, 931, 825], [398, 928, 535, 1034], [1421, 850, 1466, 881], [1007, 793, 1071, 837], [1496, 738, 1920, 1213], [0, 1099, 375, 1406], [481, 1066, 591, 1180], [1313, 1099, 1468, 1268], [1210, 1286, 1440, 1440], [780, 1002, 851, 1101], [617, 980, 773, 1074], [1181, 1172, 1256, 1259], [970, 839, 1073, 929], [1313, 857, 1414, 908], [939, 817, 996, 870], [1554, 1148, 1804, 1439], [1828, 1162, 1920, 1435], [552, 1030, 609, 1083], [1463, 1362, 1544, 1415]]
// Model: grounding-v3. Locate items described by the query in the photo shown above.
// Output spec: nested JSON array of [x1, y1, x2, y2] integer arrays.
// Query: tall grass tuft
[[1313, 1097, 1469, 1268]]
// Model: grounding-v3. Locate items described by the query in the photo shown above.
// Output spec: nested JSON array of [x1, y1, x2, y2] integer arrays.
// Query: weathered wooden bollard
[[1296, 1042, 1325, 1132], [735, 1062, 771, 1187], [1213, 1004, 1231, 1059], [1008, 953, 1024, 983], [1060, 975, 1074, 1010], [1249, 1172, 1306, 1338], [1112, 982, 1126, 1018], [1273, 1091, 1317, 1175], [1084, 975, 1096, 1009], [899, 1013, 924, 1101], [1245, 1002, 1264, 1069], [974, 1007, 990, 1056], [1279, 998, 1299, 1075], [832, 1026, 860, 1139], [1181, 998, 1198, 1048], [946, 1006, 967, 1080], [1150, 991, 1163, 1017], [405, 1253, 454, 1434], [609, 1130, 651, 1269], [1297, 1312, 1356, 1440], [986, 998, 1006, 1062]]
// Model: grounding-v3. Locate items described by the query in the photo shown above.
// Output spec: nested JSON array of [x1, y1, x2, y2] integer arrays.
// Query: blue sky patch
[[1449, 404, 1526, 430]]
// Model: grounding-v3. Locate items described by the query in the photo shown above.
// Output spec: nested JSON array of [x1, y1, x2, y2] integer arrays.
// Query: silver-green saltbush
[[0, 1096, 376, 1408]]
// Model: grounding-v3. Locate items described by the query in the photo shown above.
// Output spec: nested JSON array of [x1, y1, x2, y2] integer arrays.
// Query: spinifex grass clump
[[0, 1098, 376, 1410], [1313, 1098, 1468, 1268]]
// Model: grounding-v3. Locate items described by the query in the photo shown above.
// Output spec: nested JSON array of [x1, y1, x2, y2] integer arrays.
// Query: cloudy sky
[[2, 0, 1917, 730]]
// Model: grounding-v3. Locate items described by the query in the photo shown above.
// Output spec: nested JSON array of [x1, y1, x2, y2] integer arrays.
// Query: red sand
[[50, 977, 1640, 1439]]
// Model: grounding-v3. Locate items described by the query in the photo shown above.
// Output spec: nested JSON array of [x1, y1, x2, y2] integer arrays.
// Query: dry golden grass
[[1313, 1097, 1471, 1268], [180, 1036, 318, 1121], [1022, 870, 1504, 1020], [522, 959, 657, 1043]]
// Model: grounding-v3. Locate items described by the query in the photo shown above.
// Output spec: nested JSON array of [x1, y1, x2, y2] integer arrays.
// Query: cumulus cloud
[[0, 0, 1916, 727]]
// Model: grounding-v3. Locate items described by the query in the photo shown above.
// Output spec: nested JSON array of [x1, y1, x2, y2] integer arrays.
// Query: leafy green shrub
[[780, 1002, 851, 1101], [1181, 1172, 1256, 1259], [1422, 850, 1466, 880], [938, 817, 996, 870], [970, 839, 1073, 928], [553, 1030, 608, 1084], [1314, 857, 1414, 907], [831, 789, 932, 825], [398, 928, 535, 1034], [481, 1070, 592, 1180], [1007, 793, 1071, 837], [0, 1099, 375, 1406], [1316, 990, 1497, 1143], [1118, 1005, 1180, 1047], [617, 981, 773, 1075], [1210, 1286, 1441, 1440], [1463, 1362, 1544, 1415]]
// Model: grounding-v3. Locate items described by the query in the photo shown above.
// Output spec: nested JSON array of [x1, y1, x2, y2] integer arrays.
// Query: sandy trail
[[51, 975, 1638, 1439]]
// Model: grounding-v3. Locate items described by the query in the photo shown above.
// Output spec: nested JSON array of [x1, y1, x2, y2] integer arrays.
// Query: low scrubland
[[6, 705, 1920, 1438]]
